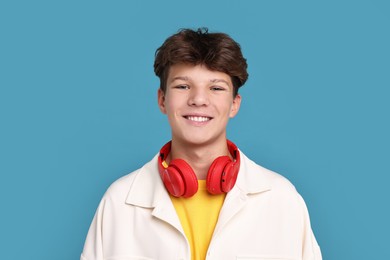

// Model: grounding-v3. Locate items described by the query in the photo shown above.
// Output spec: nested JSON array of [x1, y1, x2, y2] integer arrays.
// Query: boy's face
[[158, 64, 241, 146]]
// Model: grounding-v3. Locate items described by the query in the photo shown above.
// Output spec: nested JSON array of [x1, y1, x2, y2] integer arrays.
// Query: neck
[[169, 139, 230, 180]]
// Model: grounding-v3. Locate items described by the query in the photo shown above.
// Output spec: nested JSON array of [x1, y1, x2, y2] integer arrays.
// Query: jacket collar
[[125, 154, 168, 208], [234, 151, 272, 195], [125, 154, 183, 233], [125, 151, 272, 209]]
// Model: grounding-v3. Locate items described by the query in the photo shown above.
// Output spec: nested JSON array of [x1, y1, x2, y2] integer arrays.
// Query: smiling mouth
[[184, 116, 212, 122]]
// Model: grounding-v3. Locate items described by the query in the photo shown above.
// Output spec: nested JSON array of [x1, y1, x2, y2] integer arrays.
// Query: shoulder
[[238, 151, 311, 214], [258, 163, 298, 194], [99, 154, 163, 206], [239, 152, 298, 195], [240, 152, 311, 216], [101, 167, 142, 203]]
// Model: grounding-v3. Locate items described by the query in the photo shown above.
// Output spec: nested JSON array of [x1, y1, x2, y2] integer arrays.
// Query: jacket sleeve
[[80, 198, 106, 260], [299, 194, 322, 260]]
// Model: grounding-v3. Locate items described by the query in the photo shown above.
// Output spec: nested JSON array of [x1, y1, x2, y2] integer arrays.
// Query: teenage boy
[[81, 28, 322, 260]]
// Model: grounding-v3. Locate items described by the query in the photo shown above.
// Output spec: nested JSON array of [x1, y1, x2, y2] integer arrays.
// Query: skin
[[158, 64, 241, 179]]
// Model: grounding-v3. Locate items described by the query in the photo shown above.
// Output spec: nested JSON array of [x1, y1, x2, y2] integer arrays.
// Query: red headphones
[[158, 140, 241, 198]]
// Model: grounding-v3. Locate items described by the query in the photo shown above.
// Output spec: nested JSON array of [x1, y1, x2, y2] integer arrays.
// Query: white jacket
[[81, 151, 322, 260]]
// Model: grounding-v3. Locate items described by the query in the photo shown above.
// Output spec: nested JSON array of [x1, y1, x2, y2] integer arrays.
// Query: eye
[[174, 85, 190, 90], [210, 86, 225, 91]]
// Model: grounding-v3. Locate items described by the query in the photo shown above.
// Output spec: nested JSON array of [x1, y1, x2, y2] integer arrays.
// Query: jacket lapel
[[125, 155, 184, 234], [213, 151, 272, 237]]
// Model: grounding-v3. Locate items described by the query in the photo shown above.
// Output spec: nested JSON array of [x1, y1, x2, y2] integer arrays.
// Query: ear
[[157, 88, 167, 114], [229, 94, 241, 118]]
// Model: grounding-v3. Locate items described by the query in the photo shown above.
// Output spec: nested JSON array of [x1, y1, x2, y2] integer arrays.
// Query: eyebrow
[[170, 76, 189, 82], [210, 78, 231, 86], [170, 76, 231, 86]]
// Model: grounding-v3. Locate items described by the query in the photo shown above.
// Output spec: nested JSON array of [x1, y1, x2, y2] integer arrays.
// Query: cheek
[[164, 99, 181, 118], [165, 101, 175, 113], [221, 102, 234, 116]]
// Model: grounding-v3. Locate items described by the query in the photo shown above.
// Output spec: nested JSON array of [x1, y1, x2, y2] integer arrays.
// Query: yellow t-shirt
[[170, 180, 225, 260]]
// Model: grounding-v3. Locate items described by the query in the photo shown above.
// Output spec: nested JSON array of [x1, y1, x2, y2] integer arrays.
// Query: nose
[[187, 87, 209, 106]]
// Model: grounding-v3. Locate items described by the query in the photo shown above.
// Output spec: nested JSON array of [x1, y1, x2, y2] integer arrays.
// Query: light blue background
[[1, 1, 389, 259]]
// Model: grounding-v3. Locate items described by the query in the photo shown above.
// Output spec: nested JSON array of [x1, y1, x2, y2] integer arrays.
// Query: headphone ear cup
[[169, 159, 198, 197], [206, 156, 231, 195], [220, 161, 238, 193], [161, 164, 185, 197]]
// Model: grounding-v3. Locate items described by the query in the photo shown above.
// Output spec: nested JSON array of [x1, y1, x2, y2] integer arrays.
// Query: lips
[[184, 115, 212, 122]]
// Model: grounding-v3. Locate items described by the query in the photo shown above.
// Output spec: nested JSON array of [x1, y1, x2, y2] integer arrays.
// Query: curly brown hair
[[154, 28, 248, 97]]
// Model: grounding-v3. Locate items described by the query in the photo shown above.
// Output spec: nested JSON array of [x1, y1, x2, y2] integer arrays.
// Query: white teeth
[[187, 116, 210, 122]]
